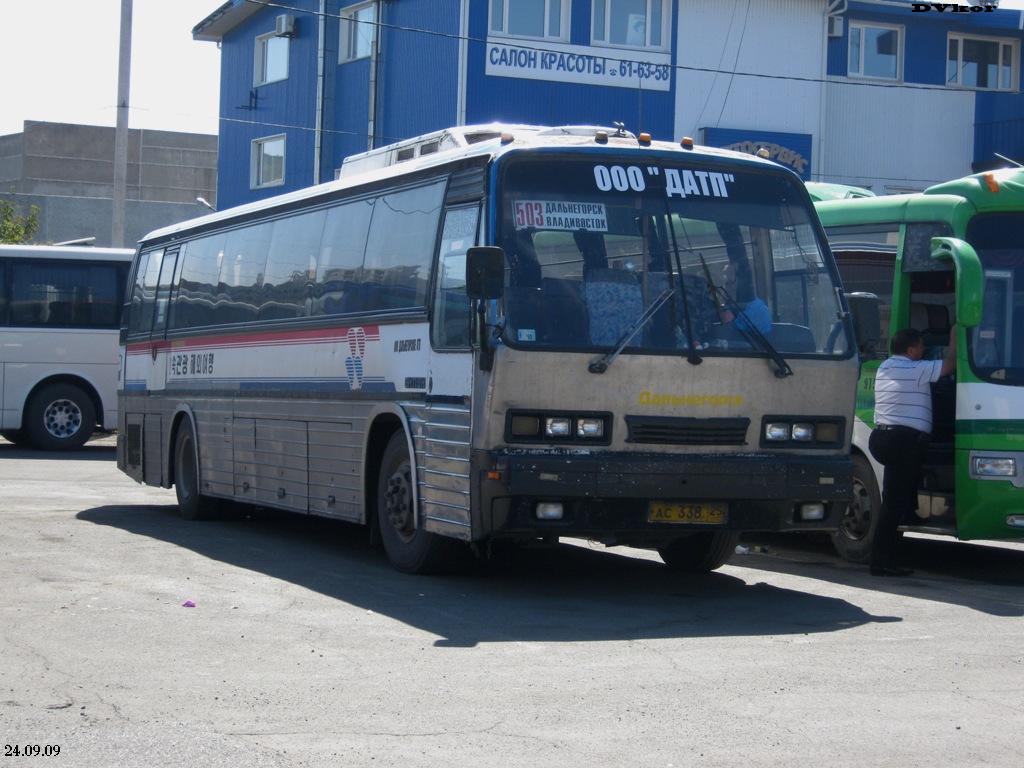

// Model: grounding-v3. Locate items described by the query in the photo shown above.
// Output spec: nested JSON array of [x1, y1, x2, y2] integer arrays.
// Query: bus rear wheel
[[24, 382, 95, 451], [376, 431, 462, 574], [173, 421, 219, 520], [831, 453, 880, 564], [658, 531, 739, 573]]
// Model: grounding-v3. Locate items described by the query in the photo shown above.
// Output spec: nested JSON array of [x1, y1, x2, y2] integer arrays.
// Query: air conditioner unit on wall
[[275, 14, 295, 37], [827, 15, 843, 38]]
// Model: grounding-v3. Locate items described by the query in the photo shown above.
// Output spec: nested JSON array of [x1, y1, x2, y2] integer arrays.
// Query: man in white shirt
[[867, 326, 956, 576]]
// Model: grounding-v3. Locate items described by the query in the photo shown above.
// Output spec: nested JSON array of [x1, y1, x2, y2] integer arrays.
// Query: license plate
[[648, 501, 728, 525]]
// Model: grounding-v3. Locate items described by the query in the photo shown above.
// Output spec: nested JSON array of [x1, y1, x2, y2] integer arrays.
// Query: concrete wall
[[0, 121, 217, 246]]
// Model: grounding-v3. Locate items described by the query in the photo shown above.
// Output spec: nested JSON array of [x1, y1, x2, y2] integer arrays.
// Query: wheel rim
[[42, 398, 83, 440], [841, 475, 873, 541], [178, 434, 197, 503], [383, 460, 415, 543]]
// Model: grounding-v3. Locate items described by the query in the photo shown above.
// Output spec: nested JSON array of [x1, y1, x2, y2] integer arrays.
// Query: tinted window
[[0, 262, 7, 323], [11, 259, 125, 329], [314, 198, 373, 316], [361, 181, 445, 311], [152, 250, 179, 334], [126, 251, 151, 334], [262, 210, 324, 321], [432, 206, 479, 348], [175, 234, 225, 329], [215, 224, 271, 324]]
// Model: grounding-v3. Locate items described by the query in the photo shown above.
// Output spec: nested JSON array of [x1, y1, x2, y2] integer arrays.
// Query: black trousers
[[868, 426, 928, 569]]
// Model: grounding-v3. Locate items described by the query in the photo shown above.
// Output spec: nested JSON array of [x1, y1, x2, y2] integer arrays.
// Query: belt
[[875, 424, 924, 434]]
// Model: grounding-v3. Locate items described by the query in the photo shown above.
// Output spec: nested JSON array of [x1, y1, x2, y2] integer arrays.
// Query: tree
[[0, 198, 40, 243]]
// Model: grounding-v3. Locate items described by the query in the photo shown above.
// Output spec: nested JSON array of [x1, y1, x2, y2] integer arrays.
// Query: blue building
[[194, 0, 1024, 207]]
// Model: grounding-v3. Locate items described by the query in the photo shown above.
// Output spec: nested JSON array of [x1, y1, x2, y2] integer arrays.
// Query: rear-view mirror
[[931, 237, 982, 328], [466, 246, 505, 300], [845, 292, 881, 358]]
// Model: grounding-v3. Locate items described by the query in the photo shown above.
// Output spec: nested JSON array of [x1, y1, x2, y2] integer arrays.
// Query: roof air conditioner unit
[[275, 14, 295, 37], [827, 15, 843, 38]]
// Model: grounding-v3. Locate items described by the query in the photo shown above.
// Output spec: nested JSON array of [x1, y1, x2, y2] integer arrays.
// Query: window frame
[[251, 134, 287, 190], [946, 32, 1018, 92], [847, 20, 903, 82], [590, 0, 671, 52], [253, 31, 289, 87], [339, 1, 377, 63], [488, 0, 570, 42]]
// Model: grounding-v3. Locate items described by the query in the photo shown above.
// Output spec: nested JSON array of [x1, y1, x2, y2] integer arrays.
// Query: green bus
[[816, 168, 1024, 562]]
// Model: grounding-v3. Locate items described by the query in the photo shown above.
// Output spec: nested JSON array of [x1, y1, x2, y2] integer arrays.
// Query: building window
[[340, 2, 376, 62], [489, 0, 568, 40], [947, 34, 1017, 91], [251, 135, 286, 189], [254, 32, 289, 86], [592, 0, 669, 50], [848, 22, 901, 80]]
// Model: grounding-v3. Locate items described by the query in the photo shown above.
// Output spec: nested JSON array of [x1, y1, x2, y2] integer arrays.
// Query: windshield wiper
[[662, 206, 703, 366], [588, 288, 674, 374], [700, 254, 794, 378]]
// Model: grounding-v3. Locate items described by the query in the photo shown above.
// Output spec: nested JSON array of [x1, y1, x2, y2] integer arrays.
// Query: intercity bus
[[118, 124, 858, 573], [0, 244, 132, 450], [817, 168, 1024, 562]]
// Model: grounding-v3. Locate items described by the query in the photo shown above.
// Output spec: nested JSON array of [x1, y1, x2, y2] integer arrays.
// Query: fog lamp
[[815, 422, 840, 443], [972, 456, 1016, 477], [577, 418, 605, 438], [545, 417, 571, 437], [792, 423, 815, 442], [536, 502, 564, 520], [799, 502, 826, 521], [510, 415, 540, 437], [765, 423, 790, 442]]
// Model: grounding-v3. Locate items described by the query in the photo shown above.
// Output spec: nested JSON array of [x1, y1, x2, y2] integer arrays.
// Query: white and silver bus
[[1, 244, 132, 450], [118, 124, 859, 573]]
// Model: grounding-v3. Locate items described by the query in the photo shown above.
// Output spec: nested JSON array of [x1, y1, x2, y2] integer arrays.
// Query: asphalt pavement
[[1, 436, 1022, 767]]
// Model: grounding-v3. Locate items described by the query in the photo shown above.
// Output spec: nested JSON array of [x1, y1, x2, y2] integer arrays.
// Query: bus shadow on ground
[[737, 533, 1024, 618], [0, 442, 116, 462], [78, 504, 898, 648]]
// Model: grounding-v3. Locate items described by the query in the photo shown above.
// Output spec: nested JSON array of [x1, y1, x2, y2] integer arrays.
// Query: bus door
[[148, 246, 180, 394], [898, 219, 957, 522]]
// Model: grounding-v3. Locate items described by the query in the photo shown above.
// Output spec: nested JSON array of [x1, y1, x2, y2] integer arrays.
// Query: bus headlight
[[791, 423, 815, 442], [544, 417, 571, 437], [576, 418, 605, 438], [765, 423, 791, 442], [972, 456, 1016, 477]]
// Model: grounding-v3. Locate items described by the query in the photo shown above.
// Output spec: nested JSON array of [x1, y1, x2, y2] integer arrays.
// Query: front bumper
[[475, 449, 852, 543]]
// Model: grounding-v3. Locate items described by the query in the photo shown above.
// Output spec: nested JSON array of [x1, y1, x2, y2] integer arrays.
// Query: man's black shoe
[[870, 566, 914, 577]]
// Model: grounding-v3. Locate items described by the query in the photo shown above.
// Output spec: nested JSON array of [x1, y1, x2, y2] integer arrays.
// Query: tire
[[24, 383, 95, 451], [831, 453, 880, 564], [658, 530, 740, 573], [173, 420, 219, 521], [1, 429, 28, 447], [376, 431, 462, 574]]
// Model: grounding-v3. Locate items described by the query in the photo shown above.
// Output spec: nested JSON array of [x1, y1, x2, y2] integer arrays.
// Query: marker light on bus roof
[[500, 132, 515, 145], [680, 136, 694, 150], [983, 172, 1000, 193], [595, 131, 608, 145], [756, 147, 771, 159], [638, 132, 652, 146]]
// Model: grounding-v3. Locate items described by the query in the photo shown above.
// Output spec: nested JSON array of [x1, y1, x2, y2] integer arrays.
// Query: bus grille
[[624, 416, 750, 446]]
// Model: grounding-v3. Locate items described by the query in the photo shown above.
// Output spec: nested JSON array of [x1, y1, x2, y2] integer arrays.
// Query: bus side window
[[0, 260, 7, 325], [174, 234, 225, 330], [431, 205, 480, 349], [152, 249, 179, 336], [315, 198, 374, 317], [834, 249, 894, 358]]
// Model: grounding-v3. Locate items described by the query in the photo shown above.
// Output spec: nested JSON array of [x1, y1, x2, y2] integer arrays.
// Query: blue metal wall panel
[[974, 91, 1024, 169], [464, 0, 676, 139], [217, 0, 319, 208]]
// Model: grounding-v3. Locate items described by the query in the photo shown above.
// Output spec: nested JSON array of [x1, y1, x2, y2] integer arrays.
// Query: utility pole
[[112, 0, 133, 248]]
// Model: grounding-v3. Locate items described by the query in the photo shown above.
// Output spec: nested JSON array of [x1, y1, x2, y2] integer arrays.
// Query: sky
[[0, 0, 222, 137], [3, 0, 1024, 139]]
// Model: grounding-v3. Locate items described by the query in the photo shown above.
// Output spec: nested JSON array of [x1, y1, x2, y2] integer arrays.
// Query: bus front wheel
[[24, 382, 95, 451], [658, 531, 740, 572], [173, 421, 219, 520], [376, 431, 461, 574], [831, 453, 880, 564]]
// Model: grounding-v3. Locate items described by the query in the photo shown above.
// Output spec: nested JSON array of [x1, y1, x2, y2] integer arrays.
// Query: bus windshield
[[967, 212, 1024, 385], [498, 157, 849, 358]]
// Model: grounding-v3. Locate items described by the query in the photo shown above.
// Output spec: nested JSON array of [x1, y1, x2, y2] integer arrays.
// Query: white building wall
[[675, 0, 827, 159], [820, 82, 976, 193]]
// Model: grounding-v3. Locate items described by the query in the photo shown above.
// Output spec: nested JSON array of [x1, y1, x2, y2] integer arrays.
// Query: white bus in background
[[118, 124, 859, 574], [0, 244, 133, 450]]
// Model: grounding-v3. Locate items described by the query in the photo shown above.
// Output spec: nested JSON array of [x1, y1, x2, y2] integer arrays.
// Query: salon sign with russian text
[[485, 38, 671, 91]]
